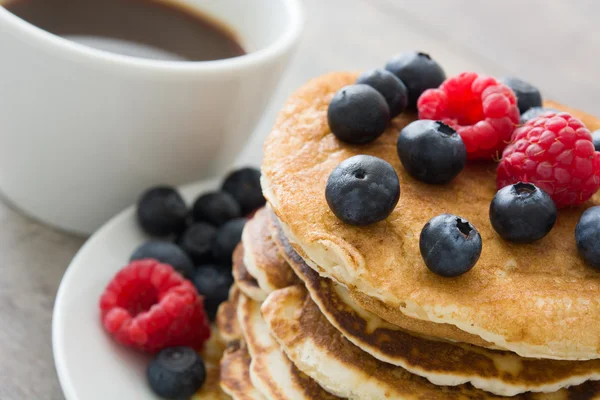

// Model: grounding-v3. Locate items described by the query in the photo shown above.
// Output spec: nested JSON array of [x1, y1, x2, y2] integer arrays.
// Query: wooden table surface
[[2, 0, 597, 398]]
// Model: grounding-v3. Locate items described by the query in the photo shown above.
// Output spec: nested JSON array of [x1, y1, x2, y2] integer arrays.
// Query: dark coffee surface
[[3, 0, 245, 61]]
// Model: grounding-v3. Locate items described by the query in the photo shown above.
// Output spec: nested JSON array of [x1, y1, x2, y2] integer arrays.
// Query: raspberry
[[99, 259, 210, 353], [497, 112, 600, 208], [417, 72, 520, 160]]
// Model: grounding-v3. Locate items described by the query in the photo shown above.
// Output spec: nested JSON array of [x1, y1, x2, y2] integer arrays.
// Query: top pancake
[[261, 71, 600, 360]]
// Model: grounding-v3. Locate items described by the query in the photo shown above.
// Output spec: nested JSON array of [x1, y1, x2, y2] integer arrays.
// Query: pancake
[[220, 340, 266, 400], [276, 217, 600, 395], [262, 286, 600, 400], [216, 285, 243, 344], [266, 207, 497, 350], [242, 208, 299, 294], [261, 71, 600, 360], [233, 243, 267, 302], [193, 327, 231, 400], [236, 292, 340, 400]]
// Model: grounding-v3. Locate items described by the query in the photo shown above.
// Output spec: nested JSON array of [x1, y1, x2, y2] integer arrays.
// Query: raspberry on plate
[[99, 259, 210, 353], [497, 112, 600, 208], [417, 72, 520, 160]]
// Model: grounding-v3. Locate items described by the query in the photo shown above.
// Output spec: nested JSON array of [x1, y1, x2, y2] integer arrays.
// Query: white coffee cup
[[0, 0, 303, 235]]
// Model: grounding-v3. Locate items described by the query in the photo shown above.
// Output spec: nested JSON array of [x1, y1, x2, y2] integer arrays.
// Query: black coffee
[[3, 0, 246, 61]]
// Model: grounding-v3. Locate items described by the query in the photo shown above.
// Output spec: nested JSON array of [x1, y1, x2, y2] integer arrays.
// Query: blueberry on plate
[[576, 206, 600, 270], [385, 51, 446, 110], [520, 107, 558, 124], [177, 223, 217, 264], [397, 120, 466, 184], [592, 130, 600, 152], [131, 240, 195, 278], [192, 191, 241, 227], [420, 214, 482, 277], [490, 182, 557, 243], [212, 218, 247, 265], [222, 168, 265, 215], [137, 186, 188, 237], [193, 265, 234, 320], [327, 84, 390, 145], [147, 346, 206, 399], [326, 155, 400, 226], [500, 77, 542, 114], [356, 68, 408, 117]]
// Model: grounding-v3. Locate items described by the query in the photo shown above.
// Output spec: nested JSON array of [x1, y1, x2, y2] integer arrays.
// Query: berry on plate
[[147, 346, 206, 399], [497, 112, 600, 208], [193, 265, 234, 321], [385, 51, 446, 110], [500, 77, 542, 114], [130, 240, 195, 279], [419, 214, 482, 277], [177, 223, 217, 265], [137, 186, 188, 237], [520, 106, 558, 124], [99, 259, 210, 353], [356, 68, 408, 117], [575, 206, 600, 269], [222, 167, 265, 215], [489, 182, 557, 243], [192, 191, 241, 227], [325, 155, 400, 226], [212, 218, 247, 265], [417, 72, 520, 160], [397, 120, 466, 184], [327, 84, 390, 144]]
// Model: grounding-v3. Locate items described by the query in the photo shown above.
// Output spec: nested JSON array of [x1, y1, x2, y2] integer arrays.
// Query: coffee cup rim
[[0, 0, 303, 74]]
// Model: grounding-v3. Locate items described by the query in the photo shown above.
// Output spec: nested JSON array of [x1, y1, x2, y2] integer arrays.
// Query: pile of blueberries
[[134, 167, 265, 321], [133, 167, 264, 399]]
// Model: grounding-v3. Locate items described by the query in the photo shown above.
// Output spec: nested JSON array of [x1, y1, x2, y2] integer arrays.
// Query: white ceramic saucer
[[52, 179, 219, 400]]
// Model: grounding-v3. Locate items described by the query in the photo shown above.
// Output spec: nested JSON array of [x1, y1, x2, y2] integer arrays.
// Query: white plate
[[53, 179, 219, 400]]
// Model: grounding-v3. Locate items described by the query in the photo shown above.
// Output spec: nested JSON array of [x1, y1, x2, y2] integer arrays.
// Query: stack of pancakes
[[217, 72, 600, 399]]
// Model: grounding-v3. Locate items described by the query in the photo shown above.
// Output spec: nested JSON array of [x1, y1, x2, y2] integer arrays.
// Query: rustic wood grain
[[0, 0, 597, 398]]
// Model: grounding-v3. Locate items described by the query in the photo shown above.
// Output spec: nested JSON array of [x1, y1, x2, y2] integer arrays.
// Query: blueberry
[[500, 77, 542, 114], [147, 346, 206, 399], [385, 51, 446, 110], [212, 218, 247, 265], [520, 107, 558, 124], [222, 168, 265, 215], [325, 155, 400, 226], [592, 130, 600, 152], [397, 120, 466, 184], [419, 214, 482, 277], [193, 265, 234, 320], [192, 191, 241, 227], [131, 240, 195, 279], [489, 183, 557, 243], [177, 223, 217, 264], [356, 68, 408, 117], [327, 84, 390, 144], [576, 206, 600, 270], [137, 186, 188, 237]]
